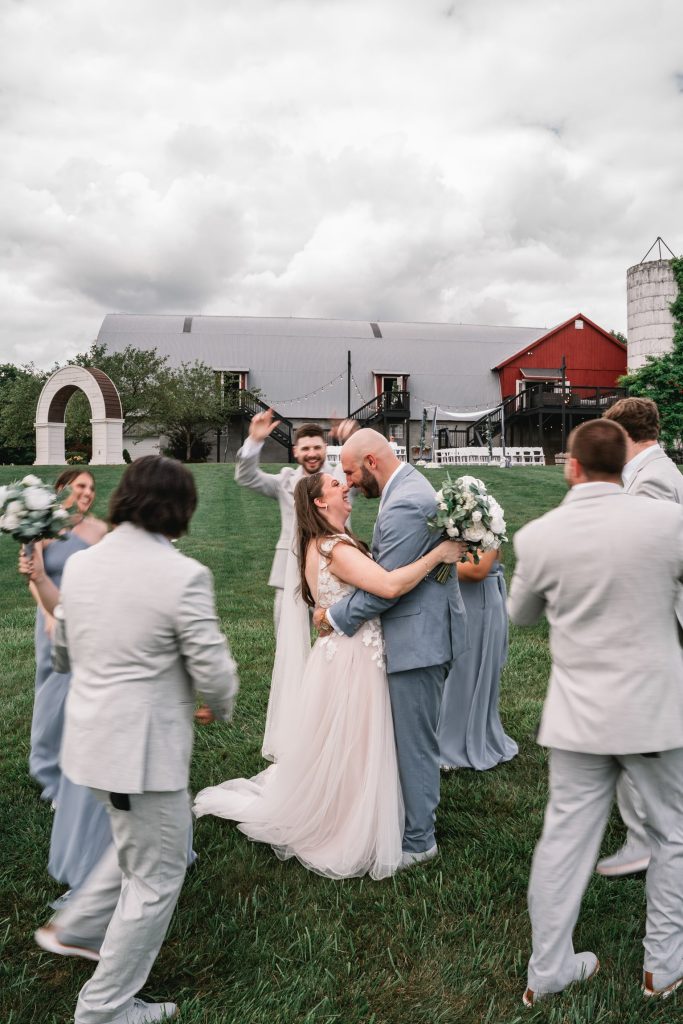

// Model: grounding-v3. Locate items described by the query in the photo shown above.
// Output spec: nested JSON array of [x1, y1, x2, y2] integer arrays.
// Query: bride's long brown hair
[[294, 473, 369, 607]]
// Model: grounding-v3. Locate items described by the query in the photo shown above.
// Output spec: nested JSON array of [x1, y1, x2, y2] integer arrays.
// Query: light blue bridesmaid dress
[[438, 560, 518, 771], [29, 532, 89, 801]]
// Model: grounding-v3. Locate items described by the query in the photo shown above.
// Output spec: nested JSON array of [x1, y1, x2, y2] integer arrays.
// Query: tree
[[610, 330, 627, 346], [620, 256, 683, 454], [70, 342, 171, 435], [155, 361, 227, 462], [0, 364, 50, 464]]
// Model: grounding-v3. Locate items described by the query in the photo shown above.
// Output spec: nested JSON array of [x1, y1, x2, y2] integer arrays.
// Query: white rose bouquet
[[428, 473, 508, 582], [0, 475, 73, 553]]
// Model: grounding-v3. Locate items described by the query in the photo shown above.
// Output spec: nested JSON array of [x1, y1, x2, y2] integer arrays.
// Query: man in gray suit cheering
[[316, 429, 468, 868], [37, 457, 239, 1024], [235, 412, 352, 631], [596, 397, 683, 877], [509, 419, 683, 1004]]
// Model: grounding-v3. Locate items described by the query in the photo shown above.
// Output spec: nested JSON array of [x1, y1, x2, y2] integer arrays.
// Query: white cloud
[[1, 0, 681, 366]]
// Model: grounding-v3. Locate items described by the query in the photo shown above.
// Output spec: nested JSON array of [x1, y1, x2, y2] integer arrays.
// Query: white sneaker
[[35, 924, 100, 962], [523, 951, 599, 1006], [595, 841, 650, 877], [398, 844, 438, 870], [112, 999, 178, 1023]]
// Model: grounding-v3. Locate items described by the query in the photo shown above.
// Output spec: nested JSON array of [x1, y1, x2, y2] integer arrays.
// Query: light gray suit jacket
[[625, 446, 683, 629], [624, 446, 683, 504], [235, 447, 305, 588], [508, 483, 683, 754], [328, 465, 469, 676], [60, 523, 239, 794]]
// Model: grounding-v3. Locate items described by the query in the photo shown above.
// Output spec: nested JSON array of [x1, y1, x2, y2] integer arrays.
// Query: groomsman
[[596, 397, 683, 877], [235, 412, 354, 630], [509, 419, 683, 1004], [35, 457, 239, 1024]]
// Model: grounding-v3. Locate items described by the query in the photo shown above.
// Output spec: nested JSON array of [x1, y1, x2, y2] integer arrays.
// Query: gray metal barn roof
[[97, 313, 549, 419]]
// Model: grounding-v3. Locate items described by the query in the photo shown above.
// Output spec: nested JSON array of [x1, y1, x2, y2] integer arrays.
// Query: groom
[[315, 429, 468, 867]]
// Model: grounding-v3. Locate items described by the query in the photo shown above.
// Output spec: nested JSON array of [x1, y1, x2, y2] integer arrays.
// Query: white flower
[[6, 500, 26, 517], [1, 512, 21, 531], [481, 530, 496, 549], [446, 516, 455, 528], [490, 515, 506, 534], [435, 489, 443, 502], [446, 526, 460, 537], [23, 486, 54, 512], [464, 493, 477, 511], [463, 524, 486, 543], [21, 474, 42, 486], [53, 508, 71, 521], [459, 475, 477, 488], [438, 501, 448, 511], [471, 510, 482, 522]]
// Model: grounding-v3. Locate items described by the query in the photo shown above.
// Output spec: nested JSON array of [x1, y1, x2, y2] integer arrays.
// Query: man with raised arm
[[235, 411, 354, 631]]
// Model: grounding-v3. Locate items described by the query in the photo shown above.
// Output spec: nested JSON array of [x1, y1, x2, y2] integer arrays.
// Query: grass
[[0, 464, 676, 1023]]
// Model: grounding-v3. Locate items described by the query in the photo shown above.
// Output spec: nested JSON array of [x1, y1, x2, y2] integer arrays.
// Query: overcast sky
[[2, 0, 682, 368]]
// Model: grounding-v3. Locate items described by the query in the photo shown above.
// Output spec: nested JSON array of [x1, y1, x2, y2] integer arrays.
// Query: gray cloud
[[1, 0, 682, 367]]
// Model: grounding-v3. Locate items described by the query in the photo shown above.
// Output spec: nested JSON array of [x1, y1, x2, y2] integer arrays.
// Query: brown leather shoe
[[643, 970, 683, 999]]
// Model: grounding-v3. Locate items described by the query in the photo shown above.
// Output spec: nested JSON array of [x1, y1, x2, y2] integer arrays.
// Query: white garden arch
[[34, 366, 124, 465]]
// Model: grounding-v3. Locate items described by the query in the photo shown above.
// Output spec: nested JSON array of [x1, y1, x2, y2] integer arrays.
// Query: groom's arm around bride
[[318, 430, 468, 862]]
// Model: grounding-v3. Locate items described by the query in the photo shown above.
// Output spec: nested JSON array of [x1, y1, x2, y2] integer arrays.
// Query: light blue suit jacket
[[329, 465, 468, 675]]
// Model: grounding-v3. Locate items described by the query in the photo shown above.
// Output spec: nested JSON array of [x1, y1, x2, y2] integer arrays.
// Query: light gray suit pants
[[616, 769, 650, 852], [56, 788, 191, 1024], [528, 747, 683, 993], [388, 662, 449, 852]]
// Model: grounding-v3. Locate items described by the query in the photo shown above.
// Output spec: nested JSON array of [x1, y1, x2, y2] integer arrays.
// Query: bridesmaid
[[23, 470, 107, 802], [437, 548, 518, 771]]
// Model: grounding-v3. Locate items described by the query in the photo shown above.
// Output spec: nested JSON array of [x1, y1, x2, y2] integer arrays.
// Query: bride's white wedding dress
[[193, 536, 404, 880]]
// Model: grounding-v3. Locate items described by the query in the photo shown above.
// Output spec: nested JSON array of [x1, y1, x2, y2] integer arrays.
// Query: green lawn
[[0, 464, 671, 1023]]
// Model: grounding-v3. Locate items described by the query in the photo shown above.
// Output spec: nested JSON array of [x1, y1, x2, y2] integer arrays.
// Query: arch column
[[35, 422, 67, 464], [90, 418, 125, 465], [34, 366, 125, 465]]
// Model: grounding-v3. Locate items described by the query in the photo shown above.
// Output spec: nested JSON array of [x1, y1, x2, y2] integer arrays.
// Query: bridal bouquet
[[428, 474, 507, 582], [0, 474, 73, 552]]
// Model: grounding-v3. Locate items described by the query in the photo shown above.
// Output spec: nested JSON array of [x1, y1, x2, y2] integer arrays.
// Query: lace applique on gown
[[194, 535, 403, 880]]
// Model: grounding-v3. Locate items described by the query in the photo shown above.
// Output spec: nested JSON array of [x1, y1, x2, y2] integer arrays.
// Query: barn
[[96, 311, 626, 463]]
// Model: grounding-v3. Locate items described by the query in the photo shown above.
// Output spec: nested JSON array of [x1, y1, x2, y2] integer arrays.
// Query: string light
[[261, 370, 347, 408]]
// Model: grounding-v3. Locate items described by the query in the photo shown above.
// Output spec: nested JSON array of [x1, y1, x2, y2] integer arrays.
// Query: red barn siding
[[496, 316, 627, 400]]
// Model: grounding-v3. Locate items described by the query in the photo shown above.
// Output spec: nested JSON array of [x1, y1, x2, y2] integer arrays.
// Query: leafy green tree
[[70, 342, 171, 435], [620, 256, 683, 453], [155, 361, 227, 462], [0, 364, 50, 464], [610, 330, 627, 345]]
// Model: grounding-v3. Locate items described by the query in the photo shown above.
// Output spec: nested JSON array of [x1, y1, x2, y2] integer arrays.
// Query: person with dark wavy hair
[[35, 455, 238, 1024]]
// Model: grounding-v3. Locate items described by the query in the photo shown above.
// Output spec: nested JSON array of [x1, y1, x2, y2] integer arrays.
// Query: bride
[[194, 471, 463, 880]]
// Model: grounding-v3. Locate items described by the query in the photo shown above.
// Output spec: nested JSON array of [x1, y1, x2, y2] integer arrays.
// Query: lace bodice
[[316, 536, 356, 609], [315, 536, 385, 669]]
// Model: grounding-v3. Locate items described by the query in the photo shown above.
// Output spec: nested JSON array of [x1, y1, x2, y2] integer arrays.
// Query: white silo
[[627, 238, 678, 371]]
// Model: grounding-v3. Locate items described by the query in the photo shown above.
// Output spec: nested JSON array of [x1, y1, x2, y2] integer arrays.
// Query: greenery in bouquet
[[0, 474, 73, 548], [428, 473, 508, 581]]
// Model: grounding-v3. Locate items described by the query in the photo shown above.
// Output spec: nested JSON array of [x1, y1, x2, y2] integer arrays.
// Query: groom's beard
[[358, 467, 381, 498]]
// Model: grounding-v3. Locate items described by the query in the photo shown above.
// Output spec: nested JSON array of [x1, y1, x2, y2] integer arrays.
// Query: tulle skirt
[[194, 625, 403, 880]]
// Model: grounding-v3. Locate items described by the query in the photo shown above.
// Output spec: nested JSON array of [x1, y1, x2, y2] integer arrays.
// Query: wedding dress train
[[194, 537, 404, 880]]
